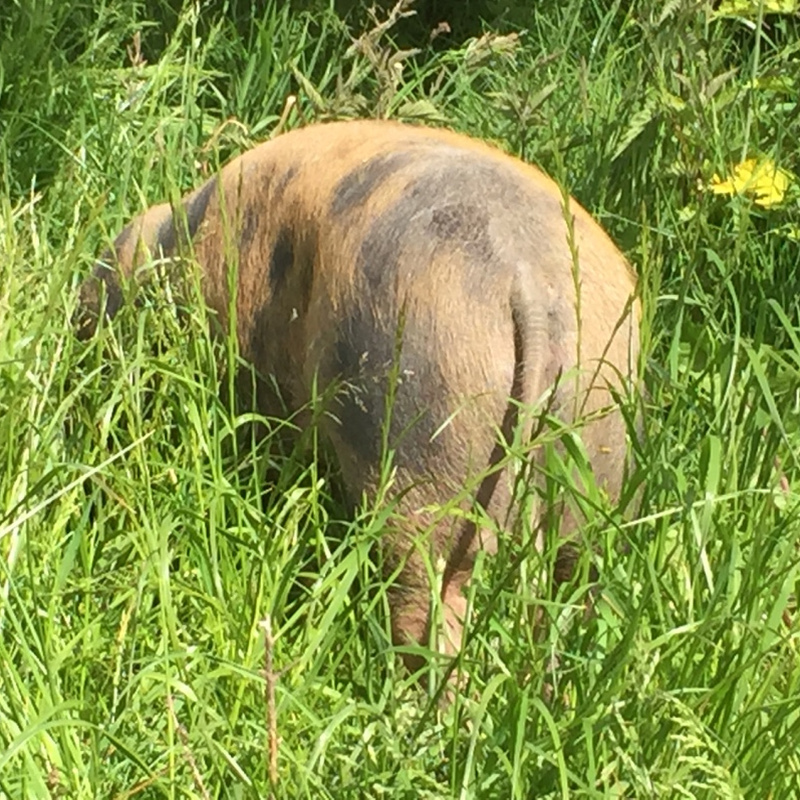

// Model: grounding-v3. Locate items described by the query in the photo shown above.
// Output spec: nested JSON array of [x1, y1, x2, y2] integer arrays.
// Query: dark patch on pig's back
[[330, 150, 417, 217], [244, 225, 316, 407], [269, 227, 294, 290], [428, 203, 494, 265], [274, 165, 297, 201], [354, 152, 557, 298], [354, 189, 497, 298], [240, 165, 298, 254], [157, 175, 218, 255]]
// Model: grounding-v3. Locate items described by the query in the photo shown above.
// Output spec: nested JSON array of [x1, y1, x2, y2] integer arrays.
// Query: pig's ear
[[73, 255, 124, 341]]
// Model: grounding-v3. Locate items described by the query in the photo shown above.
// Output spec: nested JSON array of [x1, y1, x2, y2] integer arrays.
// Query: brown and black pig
[[77, 119, 641, 678]]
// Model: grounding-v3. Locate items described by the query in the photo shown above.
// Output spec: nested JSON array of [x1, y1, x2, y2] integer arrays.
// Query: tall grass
[[1, 0, 799, 796]]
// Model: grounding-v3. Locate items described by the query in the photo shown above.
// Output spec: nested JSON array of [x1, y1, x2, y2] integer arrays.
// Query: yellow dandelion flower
[[709, 157, 792, 208], [715, 0, 799, 15]]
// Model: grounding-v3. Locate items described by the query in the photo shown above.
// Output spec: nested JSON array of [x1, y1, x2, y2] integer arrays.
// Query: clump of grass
[[1, 0, 799, 797]]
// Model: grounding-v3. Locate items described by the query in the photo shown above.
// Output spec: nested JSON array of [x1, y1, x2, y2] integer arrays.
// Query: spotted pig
[[77, 119, 641, 677]]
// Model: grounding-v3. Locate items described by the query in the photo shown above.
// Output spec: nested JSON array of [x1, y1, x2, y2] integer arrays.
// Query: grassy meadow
[[1, 0, 799, 796]]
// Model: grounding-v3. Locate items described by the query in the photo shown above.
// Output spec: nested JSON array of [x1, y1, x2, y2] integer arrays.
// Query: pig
[[77, 118, 641, 678]]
